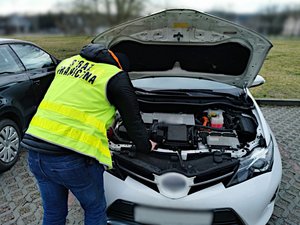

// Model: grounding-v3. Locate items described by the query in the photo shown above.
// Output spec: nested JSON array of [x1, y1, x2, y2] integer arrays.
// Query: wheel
[[0, 119, 21, 172]]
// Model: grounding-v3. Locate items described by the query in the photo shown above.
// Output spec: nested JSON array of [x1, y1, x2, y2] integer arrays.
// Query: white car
[[93, 9, 282, 225]]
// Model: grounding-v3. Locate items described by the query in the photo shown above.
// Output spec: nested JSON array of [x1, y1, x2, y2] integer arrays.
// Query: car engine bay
[[107, 97, 268, 190], [109, 108, 262, 159]]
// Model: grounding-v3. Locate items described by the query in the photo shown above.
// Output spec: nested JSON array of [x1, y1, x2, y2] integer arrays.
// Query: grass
[[5, 35, 300, 99], [11, 35, 94, 59], [251, 39, 300, 99]]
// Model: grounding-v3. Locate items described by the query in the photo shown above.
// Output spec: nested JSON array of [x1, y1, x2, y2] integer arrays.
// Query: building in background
[[0, 15, 31, 34], [282, 16, 300, 36]]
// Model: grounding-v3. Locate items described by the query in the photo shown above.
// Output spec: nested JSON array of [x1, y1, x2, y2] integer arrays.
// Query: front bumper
[[104, 136, 282, 225], [107, 201, 246, 225]]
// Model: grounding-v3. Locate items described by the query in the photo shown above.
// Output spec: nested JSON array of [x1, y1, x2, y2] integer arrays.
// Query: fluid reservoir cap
[[213, 151, 223, 163]]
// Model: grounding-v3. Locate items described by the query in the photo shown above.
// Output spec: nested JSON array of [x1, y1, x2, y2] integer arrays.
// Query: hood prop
[[242, 83, 248, 101]]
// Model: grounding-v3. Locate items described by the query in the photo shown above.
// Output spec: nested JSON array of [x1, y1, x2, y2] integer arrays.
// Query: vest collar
[[80, 43, 120, 68]]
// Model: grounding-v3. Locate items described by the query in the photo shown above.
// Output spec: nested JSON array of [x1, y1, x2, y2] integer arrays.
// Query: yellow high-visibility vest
[[26, 55, 122, 168]]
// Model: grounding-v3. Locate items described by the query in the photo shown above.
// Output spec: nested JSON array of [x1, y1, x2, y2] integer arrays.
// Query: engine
[[109, 109, 258, 158]]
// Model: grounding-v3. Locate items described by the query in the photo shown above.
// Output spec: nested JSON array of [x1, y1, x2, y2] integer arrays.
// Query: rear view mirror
[[250, 75, 265, 88]]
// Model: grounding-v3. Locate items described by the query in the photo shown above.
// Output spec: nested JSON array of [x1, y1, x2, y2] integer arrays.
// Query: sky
[[0, 0, 299, 15]]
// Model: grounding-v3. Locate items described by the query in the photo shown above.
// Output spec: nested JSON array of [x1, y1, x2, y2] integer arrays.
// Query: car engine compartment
[[107, 98, 267, 191], [109, 107, 259, 159]]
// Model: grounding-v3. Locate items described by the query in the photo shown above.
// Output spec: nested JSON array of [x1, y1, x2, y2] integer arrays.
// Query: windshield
[[132, 77, 240, 91]]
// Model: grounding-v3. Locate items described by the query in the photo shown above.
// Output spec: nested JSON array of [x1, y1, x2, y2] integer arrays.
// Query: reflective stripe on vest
[[26, 55, 122, 168]]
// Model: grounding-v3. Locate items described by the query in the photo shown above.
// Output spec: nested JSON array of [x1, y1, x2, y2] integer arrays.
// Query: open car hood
[[93, 9, 272, 88]]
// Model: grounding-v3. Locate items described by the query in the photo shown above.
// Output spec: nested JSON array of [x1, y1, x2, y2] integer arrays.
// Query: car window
[[0, 45, 24, 74], [10, 44, 54, 70]]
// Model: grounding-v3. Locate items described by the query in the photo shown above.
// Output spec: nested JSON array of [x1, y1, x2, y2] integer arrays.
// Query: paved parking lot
[[0, 106, 299, 225]]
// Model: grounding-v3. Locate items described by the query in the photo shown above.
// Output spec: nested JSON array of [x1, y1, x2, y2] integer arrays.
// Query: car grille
[[112, 152, 239, 195], [107, 200, 135, 222], [107, 200, 245, 225]]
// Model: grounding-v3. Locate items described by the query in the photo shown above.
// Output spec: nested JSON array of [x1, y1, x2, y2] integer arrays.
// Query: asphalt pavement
[[0, 106, 299, 225]]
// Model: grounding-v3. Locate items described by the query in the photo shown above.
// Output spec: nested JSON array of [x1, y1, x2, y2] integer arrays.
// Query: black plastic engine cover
[[237, 116, 257, 143], [151, 123, 195, 149], [167, 124, 188, 141]]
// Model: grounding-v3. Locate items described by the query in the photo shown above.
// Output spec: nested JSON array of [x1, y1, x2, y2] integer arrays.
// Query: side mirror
[[51, 56, 61, 66], [250, 75, 265, 88]]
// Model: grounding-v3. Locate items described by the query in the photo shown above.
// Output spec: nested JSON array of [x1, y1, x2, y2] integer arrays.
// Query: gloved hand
[[150, 140, 157, 151]]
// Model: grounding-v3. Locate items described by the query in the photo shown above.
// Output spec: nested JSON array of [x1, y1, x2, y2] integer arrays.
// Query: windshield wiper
[[135, 87, 241, 98], [134, 87, 191, 96], [0, 72, 15, 75], [163, 88, 243, 99]]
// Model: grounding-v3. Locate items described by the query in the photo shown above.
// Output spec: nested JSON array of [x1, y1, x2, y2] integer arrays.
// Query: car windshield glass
[[0, 45, 23, 74], [132, 77, 238, 91], [10, 44, 54, 70]]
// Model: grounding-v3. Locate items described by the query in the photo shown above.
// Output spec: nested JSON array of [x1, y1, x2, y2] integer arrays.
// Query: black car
[[0, 38, 58, 172]]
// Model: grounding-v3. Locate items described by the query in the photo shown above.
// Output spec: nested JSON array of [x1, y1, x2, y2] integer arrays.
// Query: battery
[[207, 135, 240, 149]]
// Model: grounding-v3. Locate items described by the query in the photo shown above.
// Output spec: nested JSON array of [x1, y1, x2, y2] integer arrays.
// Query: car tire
[[0, 119, 21, 172]]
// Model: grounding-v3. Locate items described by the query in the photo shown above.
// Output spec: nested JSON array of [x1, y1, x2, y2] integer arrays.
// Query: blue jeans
[[28, 151, 107, 225]]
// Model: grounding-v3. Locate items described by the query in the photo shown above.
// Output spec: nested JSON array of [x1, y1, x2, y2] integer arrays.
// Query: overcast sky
[[0, 0, 299, 15]]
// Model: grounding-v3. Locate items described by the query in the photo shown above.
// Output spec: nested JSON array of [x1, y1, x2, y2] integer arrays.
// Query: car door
[[9, 43, 56, 105], [0, 44, 37, 130]]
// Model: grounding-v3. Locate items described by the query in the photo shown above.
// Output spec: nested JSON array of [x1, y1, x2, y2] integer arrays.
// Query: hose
[[194, 124, 232, 132]]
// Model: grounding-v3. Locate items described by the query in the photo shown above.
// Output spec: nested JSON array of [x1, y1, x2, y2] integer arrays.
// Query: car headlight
[[227, 137, 274, 187]]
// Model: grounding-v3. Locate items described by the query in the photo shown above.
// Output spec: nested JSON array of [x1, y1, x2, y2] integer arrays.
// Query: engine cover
[[150, 123, 196, 150], [141, 112, 195, 125], [206, 135, 240, 150]]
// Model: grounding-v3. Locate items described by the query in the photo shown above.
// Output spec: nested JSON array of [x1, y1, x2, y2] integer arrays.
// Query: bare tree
[[258, 5, 289, 35], [72, 0, 144, 25], [108, 0, 144, 25]]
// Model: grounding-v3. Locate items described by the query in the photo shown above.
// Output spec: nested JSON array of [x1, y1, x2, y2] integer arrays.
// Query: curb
[[255, 98, 300, 106]]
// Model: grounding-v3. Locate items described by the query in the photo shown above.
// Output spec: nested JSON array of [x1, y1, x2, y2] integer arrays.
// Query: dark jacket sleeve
[[107, 72, 151, 152]]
